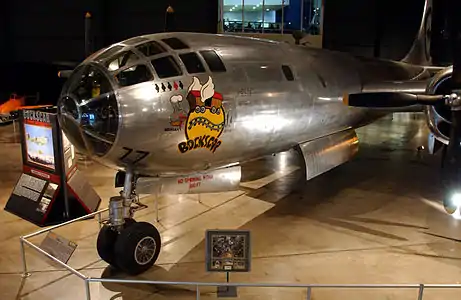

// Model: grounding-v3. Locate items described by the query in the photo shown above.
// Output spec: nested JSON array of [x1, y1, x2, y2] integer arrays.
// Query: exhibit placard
[[4, 109, 101, 226], [62, 131, 76, 175], [40, 231, 77, 264], [205, 230, 251, 272], [22, 110, 56, 172], [4, 172, 60, 224], [12, 173, 47, 202]]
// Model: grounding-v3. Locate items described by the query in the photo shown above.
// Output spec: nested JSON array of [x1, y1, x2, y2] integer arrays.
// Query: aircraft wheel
[[114, 222, 161, 275], [96, 218, 136, 266]]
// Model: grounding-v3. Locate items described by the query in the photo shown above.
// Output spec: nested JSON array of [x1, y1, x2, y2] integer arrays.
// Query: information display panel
[[20, 110, 61, 173], [5, 172, 61, 224], [4, 109, 101, 226], [205, 230, 251, 272], [40, 231, 78, 264]]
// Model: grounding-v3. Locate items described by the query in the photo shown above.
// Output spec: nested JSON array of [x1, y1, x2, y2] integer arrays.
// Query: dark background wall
[[322, 0, 451, 65], [0, 0, 218, 101], [1, 0, 218, 64]]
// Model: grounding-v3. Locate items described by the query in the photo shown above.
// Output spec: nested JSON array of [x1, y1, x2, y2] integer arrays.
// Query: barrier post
[[306, 286, 312, 300], [85, 278, 91, 300], [19, 237, 31, 278], [97, 211, 102, 229], [417, 284, 424, 300]]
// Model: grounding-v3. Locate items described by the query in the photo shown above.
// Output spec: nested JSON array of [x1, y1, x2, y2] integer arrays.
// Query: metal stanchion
[[155, 196, 159, 222], [417, 284, 424, 300], [13, 119, 17, 143], [196, 285, 200, 300], [85, 279, 91, 300], [97, 211, 102, 229], [19, 238, 31, 278], [306, 286, 312, 300]]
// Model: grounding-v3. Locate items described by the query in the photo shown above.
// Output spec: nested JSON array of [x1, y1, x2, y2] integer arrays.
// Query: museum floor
[[1, 113, 461, 300]]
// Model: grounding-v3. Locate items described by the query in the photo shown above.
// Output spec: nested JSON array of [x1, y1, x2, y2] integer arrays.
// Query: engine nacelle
[[425, 66, 453, 152]]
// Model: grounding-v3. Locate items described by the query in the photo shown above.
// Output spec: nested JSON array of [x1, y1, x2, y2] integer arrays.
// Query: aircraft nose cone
[[57, 64, 120, 158]]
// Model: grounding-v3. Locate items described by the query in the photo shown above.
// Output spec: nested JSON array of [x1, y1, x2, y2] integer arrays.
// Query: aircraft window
[[115, 64, 153, 87], [199, 50, 226, 72], [245, 64, 283, 82], [71, 67, 113, 100], [161, 37, 189, 49], [123, 36, 148, 45], [151, 55, 183, 78], [282, 65, 295, 81], [179, 52, 206, 74], [95, 45, 124, 61], [105, 51, 140, 71], [136, 41, 167, 57]]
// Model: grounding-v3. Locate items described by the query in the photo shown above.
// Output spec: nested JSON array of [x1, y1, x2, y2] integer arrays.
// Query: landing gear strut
[[96, 168, 161, 275]]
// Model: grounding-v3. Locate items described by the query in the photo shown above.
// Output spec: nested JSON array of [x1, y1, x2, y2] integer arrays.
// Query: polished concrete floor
[[1, 113, 461, 300]]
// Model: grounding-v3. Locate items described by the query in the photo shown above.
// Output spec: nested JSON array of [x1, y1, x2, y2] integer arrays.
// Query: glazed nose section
[[58, 65, 120, 157]]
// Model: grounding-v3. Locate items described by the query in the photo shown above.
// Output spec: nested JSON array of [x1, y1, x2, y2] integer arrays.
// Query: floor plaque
[[40, 231, 77, 264]]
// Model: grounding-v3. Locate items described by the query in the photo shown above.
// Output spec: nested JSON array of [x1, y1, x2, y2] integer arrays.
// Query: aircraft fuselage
[[58, 33, 431, 176]]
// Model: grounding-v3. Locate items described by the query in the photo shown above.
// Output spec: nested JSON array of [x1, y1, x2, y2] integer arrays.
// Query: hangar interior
[[2, 114, 461, 299], [1, 0, 461, 300]]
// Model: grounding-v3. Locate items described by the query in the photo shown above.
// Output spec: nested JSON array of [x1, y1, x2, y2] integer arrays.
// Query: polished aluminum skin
[[297, 129, 359, 180], [58, 0, 434, 178], [58, 32, 434, 176], [136, 165, 241, 195]]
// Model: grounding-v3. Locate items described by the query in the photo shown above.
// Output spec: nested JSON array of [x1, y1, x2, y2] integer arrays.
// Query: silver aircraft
[[58, 0, 453, 275]]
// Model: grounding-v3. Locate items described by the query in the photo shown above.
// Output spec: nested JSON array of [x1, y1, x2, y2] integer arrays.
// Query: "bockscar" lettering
[[23, 110, 51, 124], [178, 135, 222, 154]]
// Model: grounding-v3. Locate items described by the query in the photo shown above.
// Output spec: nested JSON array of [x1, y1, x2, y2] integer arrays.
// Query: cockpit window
[[136, 41, 167, 57], [199, 50, 226, 72], [151, 55, 183, 78], [105, 51, 140, 71], [94, 45, 124, 62], [179, 52, 206, 74], [123, 36, 149, 45], [115, 64, 153, 87], [71, 67, 113, 99], [161, 37, 189, 50]]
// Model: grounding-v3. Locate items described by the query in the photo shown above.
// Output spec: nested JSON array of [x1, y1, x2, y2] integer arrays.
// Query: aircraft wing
[[361, 80, 428, 94]]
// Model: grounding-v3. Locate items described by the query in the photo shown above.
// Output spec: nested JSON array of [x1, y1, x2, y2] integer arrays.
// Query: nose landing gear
[[96, 169, 161, 275]]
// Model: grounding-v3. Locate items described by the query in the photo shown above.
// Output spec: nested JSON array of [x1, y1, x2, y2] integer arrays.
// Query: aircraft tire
[[113, 221, 161, 275], [96, 219, 136, 267]]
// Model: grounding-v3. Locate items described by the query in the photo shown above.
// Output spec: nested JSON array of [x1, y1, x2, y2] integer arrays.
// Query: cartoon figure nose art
[[169, 95, 187, 127], [177, 76, 225, 154]]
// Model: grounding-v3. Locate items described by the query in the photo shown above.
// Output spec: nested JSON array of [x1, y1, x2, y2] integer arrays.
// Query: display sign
[[40, 231, 77, 264], [205, 230, 251, 272], [4, 109, 101, 226], [12, 173, 47, 202], [5, 169, 62, 224], [62, 131, 76, 174], [67, 169, 101, 213], [22, 110, 56, 172]]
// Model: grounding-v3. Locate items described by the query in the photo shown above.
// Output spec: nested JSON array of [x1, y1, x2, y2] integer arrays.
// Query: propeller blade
[[343, 92, 445, 108]]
